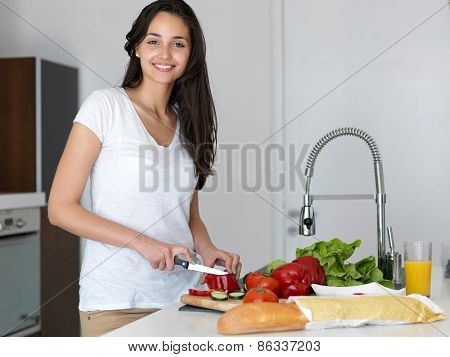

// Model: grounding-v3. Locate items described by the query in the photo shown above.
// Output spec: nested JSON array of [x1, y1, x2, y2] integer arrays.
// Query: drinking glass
[[404, 241, 432, 297]]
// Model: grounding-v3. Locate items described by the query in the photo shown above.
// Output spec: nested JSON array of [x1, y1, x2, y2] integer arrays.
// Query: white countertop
[[0, 192, 46, 210], [105, 268, 450, 337]]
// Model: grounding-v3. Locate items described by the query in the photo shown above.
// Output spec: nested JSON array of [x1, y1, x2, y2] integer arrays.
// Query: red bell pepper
[[188, 289, 214, 297], [292, 256, 326, 286], [271, 256, 325, 298], [204, 273, 240, 292]]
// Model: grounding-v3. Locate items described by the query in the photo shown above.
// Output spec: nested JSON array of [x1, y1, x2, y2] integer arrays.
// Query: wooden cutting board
[[180, 294, 243, 312], [180, 295, 288, 312]]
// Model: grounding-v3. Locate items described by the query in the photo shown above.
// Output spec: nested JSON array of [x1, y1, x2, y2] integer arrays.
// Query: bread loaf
[[217, 302, 309, 335]]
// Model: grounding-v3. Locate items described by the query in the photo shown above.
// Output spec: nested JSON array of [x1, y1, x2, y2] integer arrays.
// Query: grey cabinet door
[[41, 59, 78, 197]]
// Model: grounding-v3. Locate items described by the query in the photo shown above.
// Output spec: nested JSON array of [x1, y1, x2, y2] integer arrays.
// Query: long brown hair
[[122, 0, 216, 190]]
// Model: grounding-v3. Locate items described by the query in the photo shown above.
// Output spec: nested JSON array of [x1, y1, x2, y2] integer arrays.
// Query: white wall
[[0, 0, 274, 274], [281, 0, 450, 268], [191, 1, 274, 273]]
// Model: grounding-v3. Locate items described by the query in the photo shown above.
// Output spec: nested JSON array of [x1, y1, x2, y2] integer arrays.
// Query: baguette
[[217, 302, 309, 335]]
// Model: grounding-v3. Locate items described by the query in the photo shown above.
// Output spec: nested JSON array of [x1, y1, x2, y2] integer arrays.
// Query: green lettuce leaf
[[355, 256, 377, 277], [266, 259, 286, 275], [295, 238, 392, 287], [325, 277, 347, 287], [379, 279, 394, 289]]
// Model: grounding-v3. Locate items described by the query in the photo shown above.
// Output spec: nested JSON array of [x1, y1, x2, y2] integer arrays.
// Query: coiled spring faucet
[[299, 127, 393, 278]]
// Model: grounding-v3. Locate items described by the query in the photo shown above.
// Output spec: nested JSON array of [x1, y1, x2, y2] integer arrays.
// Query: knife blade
[[174, 257, 228, 275]]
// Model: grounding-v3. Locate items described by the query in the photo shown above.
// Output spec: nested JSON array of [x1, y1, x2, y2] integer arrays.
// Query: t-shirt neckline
[[119, 87, 179, 150]]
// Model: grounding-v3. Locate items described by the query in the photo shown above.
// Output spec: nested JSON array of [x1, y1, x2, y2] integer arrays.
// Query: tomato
[[251, 276, 280, 296], [243, 287, 279, 303], [244, 273, 280, 296], [244, 272, 266, 290]]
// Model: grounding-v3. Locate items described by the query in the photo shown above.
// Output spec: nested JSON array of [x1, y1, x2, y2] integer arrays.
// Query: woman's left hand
[[199, 246, 242, 284]]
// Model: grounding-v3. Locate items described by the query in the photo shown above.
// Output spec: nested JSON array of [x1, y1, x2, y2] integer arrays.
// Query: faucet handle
[[387, 226, 395, 253], [393, 252, 404, 288], [383, 251, 403, 286]]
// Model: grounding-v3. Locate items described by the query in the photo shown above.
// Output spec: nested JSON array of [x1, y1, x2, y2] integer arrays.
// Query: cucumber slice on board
[[210, 291, 228, 301], [228, 291, 245, 300]]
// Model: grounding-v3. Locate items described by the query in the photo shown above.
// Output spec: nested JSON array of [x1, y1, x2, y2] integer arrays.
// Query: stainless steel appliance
[[0, 207, 41, 336]]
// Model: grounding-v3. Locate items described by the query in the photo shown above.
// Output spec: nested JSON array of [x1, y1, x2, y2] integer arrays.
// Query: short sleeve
[[73, 90, 110, 143]]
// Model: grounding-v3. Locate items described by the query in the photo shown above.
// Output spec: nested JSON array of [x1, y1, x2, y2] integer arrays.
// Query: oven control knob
[[16, 219, 26, 228]]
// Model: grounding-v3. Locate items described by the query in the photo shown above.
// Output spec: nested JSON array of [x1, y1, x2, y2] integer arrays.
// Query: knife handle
[[174, 257, 189, 269]]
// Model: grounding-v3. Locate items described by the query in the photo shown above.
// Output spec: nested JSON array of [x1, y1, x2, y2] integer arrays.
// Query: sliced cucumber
[[210, 291, 228, 301], [228, 291, 245, 300]]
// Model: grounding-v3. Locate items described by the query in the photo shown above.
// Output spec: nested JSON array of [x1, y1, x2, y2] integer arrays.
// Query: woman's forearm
[[48, 202, 147, 252], [189, 215, 215, 255]]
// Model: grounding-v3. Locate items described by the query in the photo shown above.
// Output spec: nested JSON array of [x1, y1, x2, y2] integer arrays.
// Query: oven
[[0, 207, 41, 336]]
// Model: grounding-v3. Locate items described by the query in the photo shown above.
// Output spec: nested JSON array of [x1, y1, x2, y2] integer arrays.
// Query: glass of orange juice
[[404, 241, 432, 297]]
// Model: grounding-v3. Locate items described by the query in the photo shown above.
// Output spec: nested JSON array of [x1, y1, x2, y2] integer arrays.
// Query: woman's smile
[[153, 63, 176, 72], [134, 11, 191, 84]]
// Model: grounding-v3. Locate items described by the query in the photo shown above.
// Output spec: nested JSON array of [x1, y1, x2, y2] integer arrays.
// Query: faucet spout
[[299, 193, 315, 235], [299, 128, 389, 275]]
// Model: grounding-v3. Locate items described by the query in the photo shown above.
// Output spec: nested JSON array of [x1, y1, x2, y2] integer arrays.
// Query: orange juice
[[404, 260, 432, 296]]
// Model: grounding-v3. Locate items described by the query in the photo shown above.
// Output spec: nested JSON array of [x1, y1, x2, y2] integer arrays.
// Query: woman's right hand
[[133, 235, 193, 271]]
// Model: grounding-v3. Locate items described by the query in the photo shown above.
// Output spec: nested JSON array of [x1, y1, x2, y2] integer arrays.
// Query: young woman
[[48, 0, 241, 337]]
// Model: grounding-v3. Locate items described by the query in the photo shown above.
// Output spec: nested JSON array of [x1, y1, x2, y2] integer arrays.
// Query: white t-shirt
[[74, 87, 201, 311]]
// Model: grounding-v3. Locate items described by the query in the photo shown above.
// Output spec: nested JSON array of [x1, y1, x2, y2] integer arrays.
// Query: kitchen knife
[[174, 257, 228, 275]]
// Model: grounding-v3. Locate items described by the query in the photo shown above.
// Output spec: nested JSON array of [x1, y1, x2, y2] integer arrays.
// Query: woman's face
[[136, 11, 191, 86]]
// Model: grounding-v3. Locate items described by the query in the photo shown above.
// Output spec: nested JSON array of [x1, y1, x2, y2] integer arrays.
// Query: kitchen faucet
[[299, 127, 395, 280]]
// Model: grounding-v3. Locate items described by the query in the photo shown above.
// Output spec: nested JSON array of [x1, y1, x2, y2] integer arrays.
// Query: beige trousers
[[79, 308, 160, 337]]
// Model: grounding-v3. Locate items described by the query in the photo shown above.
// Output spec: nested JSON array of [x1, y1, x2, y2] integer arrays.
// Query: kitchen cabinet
[[40, 207, 80, 336], [0, 57, 80, 336], [0, 58, 36, 192], [0, 57, 78, 195]]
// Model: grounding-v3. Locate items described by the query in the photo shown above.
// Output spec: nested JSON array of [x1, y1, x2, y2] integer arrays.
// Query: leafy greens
[[295, 238, 393, 288]]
